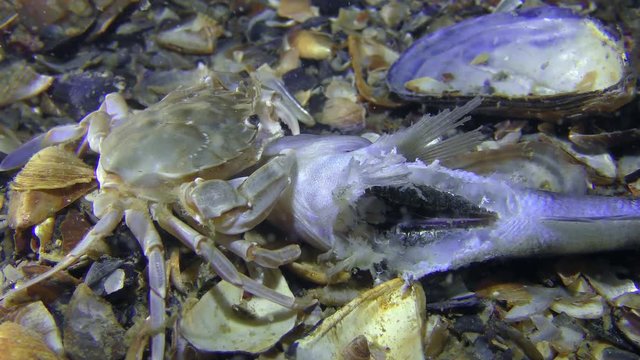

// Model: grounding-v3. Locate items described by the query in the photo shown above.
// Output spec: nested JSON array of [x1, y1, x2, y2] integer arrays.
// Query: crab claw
[[0, 123, 87, 171], [254, 65, 315, 134]]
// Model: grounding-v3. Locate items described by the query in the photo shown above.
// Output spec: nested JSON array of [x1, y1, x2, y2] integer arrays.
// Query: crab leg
[[214, 234, 301, 268], [125, 208, 167, 360], [153, 205, 311, 309], [0, 92, 129, 171], [0, 208, 123, 303]]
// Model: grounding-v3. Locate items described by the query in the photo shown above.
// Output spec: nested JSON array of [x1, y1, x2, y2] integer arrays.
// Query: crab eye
[[246, 114, 260, 127]]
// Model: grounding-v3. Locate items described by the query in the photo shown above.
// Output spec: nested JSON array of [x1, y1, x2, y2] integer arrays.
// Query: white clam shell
[[179, 268, 298, 353], [294, 278, 426, 360]]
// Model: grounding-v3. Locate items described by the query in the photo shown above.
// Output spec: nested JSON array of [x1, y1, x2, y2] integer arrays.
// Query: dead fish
[[265, 97, 640, 280]]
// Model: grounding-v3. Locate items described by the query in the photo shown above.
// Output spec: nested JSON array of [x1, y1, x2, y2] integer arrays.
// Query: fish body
[[265, 99, 640, 278]]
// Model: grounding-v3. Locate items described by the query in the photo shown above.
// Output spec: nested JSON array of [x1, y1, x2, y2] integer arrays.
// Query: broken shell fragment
[[349, 34, 402, 108], [424, 314, 449, 358], [179, 268, 298, 354], [277, 0, 318, 23], [34, 217, 62, 263], [318, 98, 367, 131], [387, 6, 635, 120], [332, 8, 369, 33], [63, 284, 126, 360], [0, 321, 61, 360], [287, 260, 350, 286], [59, 209, 93, 255], [288, 30, 334, 61], [156, 13, 224, 55], [550, 294, 605, 319], [5, 301, 64, 357], [293, 278, 425, 359], [380, 1, 410, 29], [443, 140, 588, 194], [7, 146, 96, 229], [318, 78, 366, 131], [584, 266, 639, 302], [4, 264, 81, 306], [12, 0, 96, 51], [615, 308, 640, 348], [7, 182, 95, 229], [86, 0, 136, 40], [102, 269, 125, 295], [0, 61, 54, 107]]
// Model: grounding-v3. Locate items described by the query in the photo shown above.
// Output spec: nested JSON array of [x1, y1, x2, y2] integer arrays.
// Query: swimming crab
[[0, 73, 313, 359]]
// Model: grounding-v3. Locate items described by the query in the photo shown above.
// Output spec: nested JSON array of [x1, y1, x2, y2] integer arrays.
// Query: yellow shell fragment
[[319, 97, 366, 131], [470, 52, 490, 66], [0, 322, 61, 360], [405, 76, 452, 95], [5, 301, 65, 357], [348, 35, 401, 107], [276, 48, 302, 76], [12, 145, 95, 191], [289, 30, 334, 61], [7, 145, 96, 229], [319, 77, 367, 131], [295, 278, 426, 360], [179, 269, 298, 353], [277, 0, 318, 23], [8, 182, 96, 229], [35, 217, 63, 262], [287, 260, 350, 285]]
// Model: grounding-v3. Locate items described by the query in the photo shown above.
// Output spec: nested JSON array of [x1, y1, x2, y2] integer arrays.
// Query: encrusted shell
[[8, 145, 96, 229], [387, 6, 635, 121], [11, 145, 95, 191]]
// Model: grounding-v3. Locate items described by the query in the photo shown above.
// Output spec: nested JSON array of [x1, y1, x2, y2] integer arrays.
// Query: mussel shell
[[387, 6, 635, 121]]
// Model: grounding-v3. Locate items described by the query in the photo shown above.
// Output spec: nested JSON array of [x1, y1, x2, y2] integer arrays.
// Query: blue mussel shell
[[386, 6, 634, 120]]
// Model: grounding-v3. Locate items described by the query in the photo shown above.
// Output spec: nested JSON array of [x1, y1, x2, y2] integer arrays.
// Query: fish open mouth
[[354, 184, 498, 246]]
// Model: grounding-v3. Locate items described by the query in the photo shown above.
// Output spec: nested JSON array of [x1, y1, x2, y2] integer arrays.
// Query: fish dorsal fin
[[374, 97, 484, 163]]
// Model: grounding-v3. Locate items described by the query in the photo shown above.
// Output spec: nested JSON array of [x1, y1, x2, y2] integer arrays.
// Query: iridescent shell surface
[[387, 6, 635, 120]]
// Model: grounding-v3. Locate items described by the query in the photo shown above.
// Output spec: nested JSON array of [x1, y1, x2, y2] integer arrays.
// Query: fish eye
[[246, 114, 260, 127]]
